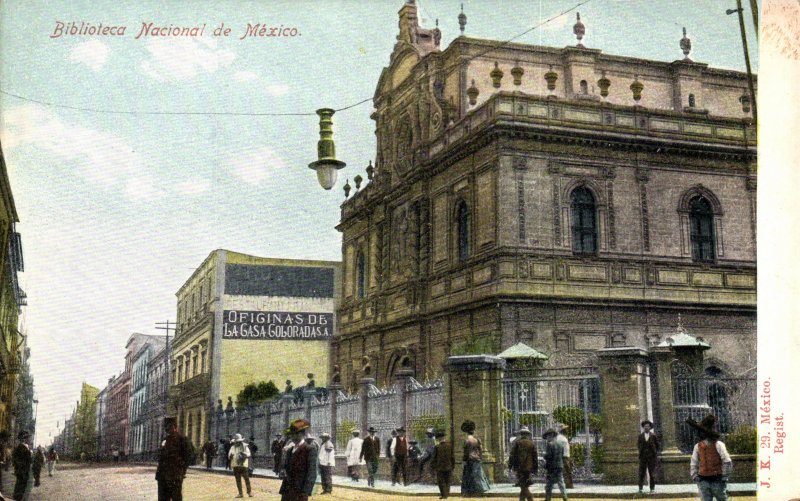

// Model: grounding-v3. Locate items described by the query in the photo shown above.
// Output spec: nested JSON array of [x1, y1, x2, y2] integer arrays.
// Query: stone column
[[359, 378, 375, 433], [328, 384, 342, 446], [264, 402, 272, 453], [597, 347, 651, 484], [649, 346, 686, 483], [281, 393, 294, 431], [395, 368, 415, 432], [445, 355, 506, 483], [303, 388, 317, 423]]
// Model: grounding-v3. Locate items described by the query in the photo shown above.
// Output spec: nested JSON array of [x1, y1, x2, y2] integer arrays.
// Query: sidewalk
[[192, 465, 757, 498]]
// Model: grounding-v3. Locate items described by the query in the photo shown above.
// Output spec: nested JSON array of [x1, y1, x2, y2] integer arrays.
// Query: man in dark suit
[[155, 417, 194, 501], [509, 426, 538, 501], [278, 419, 318, 501], [637, 419, 660, 494], [390, 426, 409, 486], [430, 430, 454, 499], [360, 427, 381, 487], [11, 431, 31, 501]]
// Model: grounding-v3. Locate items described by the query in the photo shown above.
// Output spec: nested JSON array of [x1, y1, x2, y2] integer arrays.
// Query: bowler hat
[[368, 426, 377, 433], [396, 427, 406, 433], [460, 420, 476, 434], [542, 428, 557, 439], [686, 414, 720, 440], [641, 420, 654, 428], [434, 429, 446, 438]]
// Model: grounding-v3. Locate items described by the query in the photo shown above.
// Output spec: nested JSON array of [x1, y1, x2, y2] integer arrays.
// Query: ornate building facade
[[332, 2, 756, 390]]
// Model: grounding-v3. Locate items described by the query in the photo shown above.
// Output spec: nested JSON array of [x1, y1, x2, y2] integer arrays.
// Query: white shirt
[[344, 437, 364, 466], [690, 440, 732, 479], [556, 433, 570, 458], [228, 442, 251, 468], [318, 440, 335, 467]]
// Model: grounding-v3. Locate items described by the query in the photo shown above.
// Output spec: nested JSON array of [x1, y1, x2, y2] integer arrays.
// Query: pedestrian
[[637, 419, 660, 494], [11, 431, 31, 501], [280, 433, 296, 478], [360, 427, 380, 487], [687, 415, 732, 501], [224, 435, 233, 470], [390, 426, 409, 486], [248, 437, 259, 476], [201, 440, 216, 470], [508, 426, 538, 501], [318, 432, 335, 494], [418, 428, 436, 483], [32, 446, 44, 487], [0, 431, 9, 489], [45, 447, 58, 477], [271, 433, 285, 475], [344, 430, 364, 481], [543, 428, 568, 501], [556, 424, 573, 489], [386, 429, 396, 461], [278, 418, 318, 501], [460, 420, 490, 496], [228, 433, 253, 498], [155, 416, 194, 501], [430, 429, 454, 500], [408, 440, 422, 482]]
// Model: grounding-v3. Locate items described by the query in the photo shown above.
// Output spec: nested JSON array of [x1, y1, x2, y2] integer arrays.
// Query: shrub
[[411, 415, 446, 443], [236, 380, 280, 408], [726, 425, 757, 454], [336, 419, 358, 449], [552, 406, 584, 440]]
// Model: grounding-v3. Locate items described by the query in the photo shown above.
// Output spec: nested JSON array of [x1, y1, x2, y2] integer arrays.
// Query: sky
[[0, 0, 758, 447]]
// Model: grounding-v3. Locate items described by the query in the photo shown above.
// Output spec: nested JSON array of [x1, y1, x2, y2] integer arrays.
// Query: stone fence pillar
[[597, 347, 651, 484], [264, 402, 272, 451], [445, 355, 506, 483], [395, 368, 415, 432], [649, 346, 685, 483], [359, 378, 374, 433], [328, 384, 342, 446], [280, 393, 294, 431]]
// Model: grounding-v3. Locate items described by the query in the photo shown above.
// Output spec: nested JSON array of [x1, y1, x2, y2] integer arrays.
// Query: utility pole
[[155, 321, 177, 414], [748, 0, 758, 40], [727, 0, 758, 125]]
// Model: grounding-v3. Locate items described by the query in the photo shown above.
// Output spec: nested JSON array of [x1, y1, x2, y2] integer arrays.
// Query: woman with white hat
[[228, 433, 253, 498]]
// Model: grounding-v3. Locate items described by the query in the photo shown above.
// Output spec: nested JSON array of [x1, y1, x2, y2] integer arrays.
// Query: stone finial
[[597, 71, 611, 98], [458, 3, 467, 35], [630, 75, 644, 102], [544, 65, 558, 92], [573, 13, 585, 47], [343, 179, 351, 198], [511, 62, 524, 86], [467, 79, 479, 105], [433, 19, 441, 46], [366, 160, 374, 180], [354, 174, 363, 190], [490, 62, 503, 88], [680, 27, 692, 61]]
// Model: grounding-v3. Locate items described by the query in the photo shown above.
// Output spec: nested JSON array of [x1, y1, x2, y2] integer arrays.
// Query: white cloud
[[68, 40, 111, 71], [175, 177, 212, 195], [265, 83, 290, 96], [1, 104, 157, 200], [233, 70, 258, 83], [140, 37, 236, 82], [227, 146, 286, 186]]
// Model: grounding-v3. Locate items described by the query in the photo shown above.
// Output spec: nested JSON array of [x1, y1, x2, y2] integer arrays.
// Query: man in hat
[[11, 431, 31, 501], [408, 440, 422, 483], [318, 432, 335, 494], [430, 430, 454, 499], [155, 417, 194, 501], [556, 424, 573, 489], [360, 427, 381, 487], [344, 430, 364, 481], [543, 428, 568, 501], [390, 426, 409, 486], [687, 415, 732, 501], [201, 440, 217, 470], [228, 433, 253, 498], [279, 418, 318, 501], [271, 433, 285, 475], [637, 420, 660, 493], [418, 428, 436, 483], [509, 426, 538, 501]]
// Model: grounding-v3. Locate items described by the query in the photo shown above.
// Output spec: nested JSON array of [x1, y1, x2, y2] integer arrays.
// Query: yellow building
[[0, 141, 25, 437], [169, 250, 340, 447]]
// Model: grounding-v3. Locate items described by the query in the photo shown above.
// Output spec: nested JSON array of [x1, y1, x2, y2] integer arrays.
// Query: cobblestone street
[[0, 463, 756, 501]]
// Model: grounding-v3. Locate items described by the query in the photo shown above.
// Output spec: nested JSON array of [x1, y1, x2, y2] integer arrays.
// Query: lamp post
[[726, 0, 757, 124], [32, 398, 39, 446]]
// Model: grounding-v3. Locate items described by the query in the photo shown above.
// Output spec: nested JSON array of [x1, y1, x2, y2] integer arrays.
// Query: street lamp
[[32, 399, 39, 446], [308, 108, 346, 190]]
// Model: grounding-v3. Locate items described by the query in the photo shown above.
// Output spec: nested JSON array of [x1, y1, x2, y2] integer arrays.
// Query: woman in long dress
[[460, 420, 491, 496]]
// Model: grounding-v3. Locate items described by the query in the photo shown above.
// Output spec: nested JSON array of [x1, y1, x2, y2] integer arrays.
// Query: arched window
[[456, 200, 471, 261], [689, 196, 715, 262], [571, 187, 597, 254], [579, 80, 588, 94], [356, 251, 366, 299], [688, 93, 696, 108]]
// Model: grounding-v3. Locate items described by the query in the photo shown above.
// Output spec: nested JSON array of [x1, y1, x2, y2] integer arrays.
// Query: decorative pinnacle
[[680, 27, 692, 60], [573, 12, 585, 47], [458, 3, 467, 35]]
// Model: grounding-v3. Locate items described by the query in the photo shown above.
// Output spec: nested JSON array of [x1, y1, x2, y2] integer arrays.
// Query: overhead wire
[[0, 0, 594, 118]]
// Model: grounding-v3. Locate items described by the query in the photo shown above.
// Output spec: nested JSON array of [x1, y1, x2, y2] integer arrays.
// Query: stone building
[[142, 340, 170, 459], [332, 2, 756, 390], [128, 335, 165, 460], [169, 249, 340, 448]]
